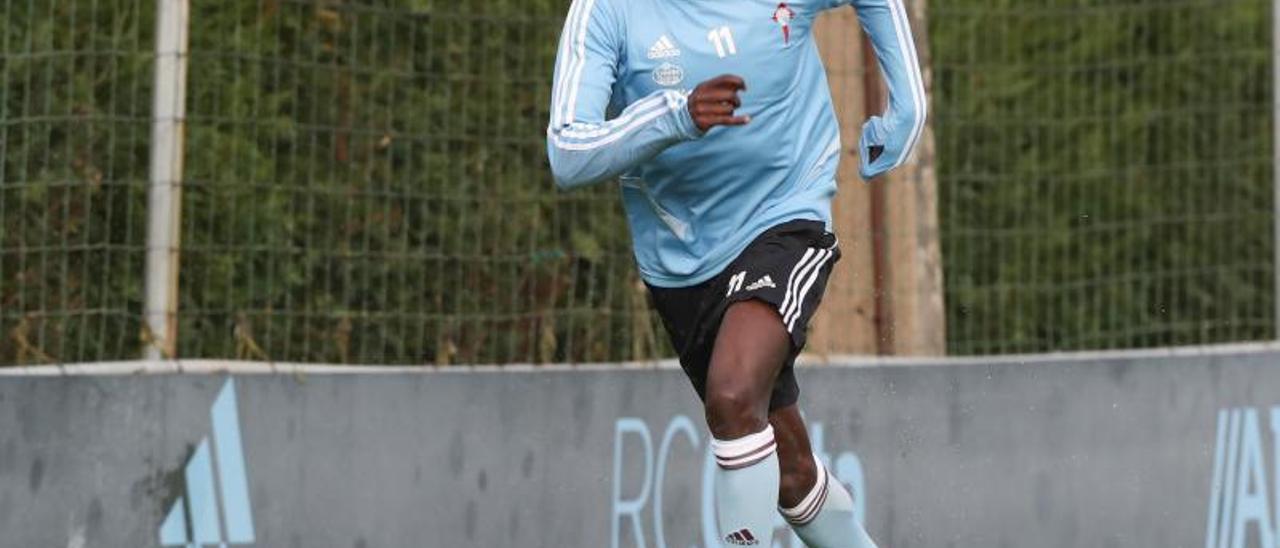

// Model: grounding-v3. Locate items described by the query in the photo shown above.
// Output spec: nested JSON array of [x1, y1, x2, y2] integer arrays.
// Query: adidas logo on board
[[159, 379, 256, 546]]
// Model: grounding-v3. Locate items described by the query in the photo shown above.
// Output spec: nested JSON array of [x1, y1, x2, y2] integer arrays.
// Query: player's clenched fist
[[688, 75, 751, 133]]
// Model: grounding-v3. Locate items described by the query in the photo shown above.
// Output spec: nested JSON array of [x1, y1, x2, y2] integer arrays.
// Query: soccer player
[[547, 0, 924, 546]]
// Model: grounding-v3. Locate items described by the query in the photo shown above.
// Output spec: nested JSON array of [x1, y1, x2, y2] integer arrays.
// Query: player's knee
[[704, 383, 766, 439]]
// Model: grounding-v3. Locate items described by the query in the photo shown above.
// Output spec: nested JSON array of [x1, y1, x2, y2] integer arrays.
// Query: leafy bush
[[932, 0, 1274, 353]]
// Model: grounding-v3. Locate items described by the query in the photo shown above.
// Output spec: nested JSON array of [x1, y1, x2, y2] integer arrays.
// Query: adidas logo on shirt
[[745, 275, 776, 291], [647, 35, 681, 59], [725, 528, 760, 546]]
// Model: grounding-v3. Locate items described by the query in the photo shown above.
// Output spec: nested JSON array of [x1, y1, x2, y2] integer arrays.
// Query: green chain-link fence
[[176, 1, 660, 364], [0, 0, 154, 364], [933, 0, 1275, 354], [2, 0, 1276, 365]]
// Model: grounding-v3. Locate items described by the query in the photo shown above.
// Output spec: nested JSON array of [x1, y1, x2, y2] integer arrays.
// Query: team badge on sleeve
[[772, 3, 796, 46]]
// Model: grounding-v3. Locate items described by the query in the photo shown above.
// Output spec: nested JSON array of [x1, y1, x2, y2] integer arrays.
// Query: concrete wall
[[3, 347, 1279, 547]]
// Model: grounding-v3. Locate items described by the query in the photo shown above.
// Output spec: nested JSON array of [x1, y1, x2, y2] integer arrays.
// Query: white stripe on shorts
[[785, 249, 834, 331], [778, 248, 820, 331]]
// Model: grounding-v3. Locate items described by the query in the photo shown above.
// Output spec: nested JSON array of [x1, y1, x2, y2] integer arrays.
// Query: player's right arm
[[547, 0, 748, 190]]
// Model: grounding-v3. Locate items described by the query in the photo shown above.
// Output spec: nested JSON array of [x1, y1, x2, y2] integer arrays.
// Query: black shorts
[[647, 219, 841, 411]]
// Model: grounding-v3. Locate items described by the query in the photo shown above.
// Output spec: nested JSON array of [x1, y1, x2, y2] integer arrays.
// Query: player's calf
[[778, 457, 819, 509], [772, 405, 820, 508]]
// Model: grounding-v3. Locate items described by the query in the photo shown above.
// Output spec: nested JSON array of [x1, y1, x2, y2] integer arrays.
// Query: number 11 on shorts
[[726, 270, 747, 297]]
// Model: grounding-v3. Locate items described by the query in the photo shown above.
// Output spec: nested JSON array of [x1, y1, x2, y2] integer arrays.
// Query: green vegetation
[[1, 0, 1273, 364], [3, 0, 662, 365], [176, 1, 661, 364], [0, 1, 154, 364], [931, 0, 1274, 353]]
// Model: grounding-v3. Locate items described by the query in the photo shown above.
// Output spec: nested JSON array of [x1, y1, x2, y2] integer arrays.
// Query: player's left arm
[[823, 0, 928, 180]]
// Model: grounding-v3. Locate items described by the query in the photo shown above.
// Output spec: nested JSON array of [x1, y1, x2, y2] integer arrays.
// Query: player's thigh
[[706, 299, 792, 419]]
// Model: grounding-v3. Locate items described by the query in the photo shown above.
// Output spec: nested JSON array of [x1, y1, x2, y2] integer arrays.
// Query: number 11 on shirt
[[708, 26, 737, 58]]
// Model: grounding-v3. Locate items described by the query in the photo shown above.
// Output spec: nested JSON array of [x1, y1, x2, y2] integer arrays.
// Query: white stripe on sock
[[797, 476, 829, 524], [717, 440, 778, 470], [713, 425, 777, 469], [781, 457, 830, 525]]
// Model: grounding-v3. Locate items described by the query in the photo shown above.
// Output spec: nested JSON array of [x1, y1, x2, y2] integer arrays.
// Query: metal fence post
[[144, 0, 190, 360]]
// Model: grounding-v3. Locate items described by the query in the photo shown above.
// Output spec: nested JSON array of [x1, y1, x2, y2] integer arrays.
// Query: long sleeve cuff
[[665, 91, 704, 141]]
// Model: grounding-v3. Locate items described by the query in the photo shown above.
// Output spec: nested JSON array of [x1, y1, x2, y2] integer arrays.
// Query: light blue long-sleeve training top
[[547, 0, 926, 288]]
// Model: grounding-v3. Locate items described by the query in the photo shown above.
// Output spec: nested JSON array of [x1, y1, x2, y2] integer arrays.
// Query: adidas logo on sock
[[725, 528, 760, 546], [745, 275, 776, 291], [647, 35, 681, 59]]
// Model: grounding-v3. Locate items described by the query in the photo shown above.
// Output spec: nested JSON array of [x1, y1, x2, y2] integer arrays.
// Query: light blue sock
[[713, 425, 781, 547], [781, 455, 877, 548]]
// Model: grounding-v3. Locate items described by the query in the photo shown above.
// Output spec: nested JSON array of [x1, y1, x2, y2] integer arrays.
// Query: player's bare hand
[[688, 75, 750, 132]]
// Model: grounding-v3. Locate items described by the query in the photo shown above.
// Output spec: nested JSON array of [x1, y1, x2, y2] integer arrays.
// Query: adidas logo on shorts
[[725, 528, 760, 545], [648, 35, 681, 59], [745, 275, 776, 291]]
